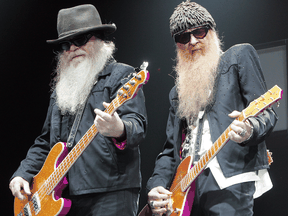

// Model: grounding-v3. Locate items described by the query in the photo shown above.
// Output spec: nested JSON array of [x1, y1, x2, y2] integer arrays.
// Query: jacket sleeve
[[236, 44, 278, 146], [108, 63, 148, 149], [10, 98, 53, 183], [146, 87, 181, 192]]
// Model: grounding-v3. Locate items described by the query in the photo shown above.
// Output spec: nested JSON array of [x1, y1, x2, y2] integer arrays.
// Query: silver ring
[[150, 201, 155, 209], [239, 129, 247, 137]]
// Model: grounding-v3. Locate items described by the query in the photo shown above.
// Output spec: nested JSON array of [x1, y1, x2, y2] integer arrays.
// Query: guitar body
[[14, 142, 72, 216], [167, 155, 195, 216], [14, 66, 150, 215], [138, 156, 195, 216], [139, 85, 283, 216]]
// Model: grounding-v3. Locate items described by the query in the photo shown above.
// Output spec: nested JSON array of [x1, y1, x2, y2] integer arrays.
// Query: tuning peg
[[136, 74, 142, 80], [123, 85, 129, 90], [118, 90, 124, 96], [129, 80, 136, 86]]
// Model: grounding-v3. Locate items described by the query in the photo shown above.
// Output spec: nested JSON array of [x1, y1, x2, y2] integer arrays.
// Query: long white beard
[[54, 39, 115, 115], [175, 31, 222, 121]]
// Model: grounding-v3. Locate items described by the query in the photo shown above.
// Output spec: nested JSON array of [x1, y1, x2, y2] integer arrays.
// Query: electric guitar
[[139, 85, 282, 216], [14, 62, 150, 216]]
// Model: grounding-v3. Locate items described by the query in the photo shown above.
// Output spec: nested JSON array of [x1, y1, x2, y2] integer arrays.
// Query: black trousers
[[64, 188, 140, 216], [191, 168, 255, 216]]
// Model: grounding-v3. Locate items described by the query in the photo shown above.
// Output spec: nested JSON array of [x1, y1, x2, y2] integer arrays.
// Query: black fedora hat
[[47, 4, 116, 44]]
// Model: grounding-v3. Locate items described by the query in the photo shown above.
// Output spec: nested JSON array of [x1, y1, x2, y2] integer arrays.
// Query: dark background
[[2, 0, 288, 215]]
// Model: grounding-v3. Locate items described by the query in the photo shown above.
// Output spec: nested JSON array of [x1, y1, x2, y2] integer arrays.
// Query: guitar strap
[[66, 82, 97, 148], [66, 105, 85, 148]]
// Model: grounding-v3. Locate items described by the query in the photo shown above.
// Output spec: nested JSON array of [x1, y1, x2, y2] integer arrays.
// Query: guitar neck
[[45, 98, 120, 194], [180, 114, 245, 192], [179, 85, 283, 192], [41, 67, 149, 194]]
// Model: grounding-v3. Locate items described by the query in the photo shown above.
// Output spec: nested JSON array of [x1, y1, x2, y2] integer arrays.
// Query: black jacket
[[147, 44, 278, 191], [12, 60, 148, 195]]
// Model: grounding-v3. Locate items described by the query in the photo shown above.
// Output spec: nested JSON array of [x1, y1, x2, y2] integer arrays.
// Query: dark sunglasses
[[174, 27, 209, 44], [59, 34, 94, 51]]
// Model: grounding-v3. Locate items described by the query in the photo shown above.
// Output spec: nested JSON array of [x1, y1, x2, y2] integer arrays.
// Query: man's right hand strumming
[[9, 176, 31, 200], [148, 186, 172, 216]]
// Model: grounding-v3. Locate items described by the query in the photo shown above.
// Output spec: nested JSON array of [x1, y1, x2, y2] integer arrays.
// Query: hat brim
[[46, 24, 116, 44]]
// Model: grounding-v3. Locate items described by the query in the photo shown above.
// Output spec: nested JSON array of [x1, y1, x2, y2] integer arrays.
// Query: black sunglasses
[[174, 27, 209, 44], [59, 34, 94, 51]]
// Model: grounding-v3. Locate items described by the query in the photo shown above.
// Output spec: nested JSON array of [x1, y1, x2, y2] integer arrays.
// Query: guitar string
[[170, 127, 230, 194], [20, 73, 148, 214], [18, 82, 277, 214], [26, 99, 120, 215], [170, 117, 242, 194], [30, 101, 117, 213], [23, 79, 142, 214], [169, 93, 275, 195]]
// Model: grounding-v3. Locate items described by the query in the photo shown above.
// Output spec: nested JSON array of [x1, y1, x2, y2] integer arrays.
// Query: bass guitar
[[139, 85, 282, 216], [14, 62, 150, 216]]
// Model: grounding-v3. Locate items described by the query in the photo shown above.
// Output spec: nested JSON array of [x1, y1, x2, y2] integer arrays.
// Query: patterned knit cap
[[170, 1, 216, 37]]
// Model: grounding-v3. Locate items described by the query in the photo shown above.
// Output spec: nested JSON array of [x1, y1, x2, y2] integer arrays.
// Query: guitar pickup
[[31, 192, 41, 214], [21, 203, 32, 216]]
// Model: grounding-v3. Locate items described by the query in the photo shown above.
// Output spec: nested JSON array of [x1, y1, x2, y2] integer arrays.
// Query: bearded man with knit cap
[[146, 1, 277, 215], [9, 4, 147, 216]]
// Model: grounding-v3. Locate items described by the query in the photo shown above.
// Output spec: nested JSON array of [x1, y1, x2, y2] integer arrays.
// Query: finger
[[232, 120, 245, 128], [153, 200, 169, 208], [103, 102, 110, 108], [150, 186, 172, 197], [230, 123, 243, 134], [228, 131, 242, 143], [228, 130, 247, 143], [228, 110, 241, 118], [156, 186, 172, 195], [152, 207, 168, 215], [149, 193, 170, 201], [149, 191, 169, 200], [94, 109, 112, 121], [13, 182, 25, 200], [94, 113, 105, 124], [23, 181, 31, 195]]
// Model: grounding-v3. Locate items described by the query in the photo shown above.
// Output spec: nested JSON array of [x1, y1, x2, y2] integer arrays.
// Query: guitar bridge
[[31, 192, 41, 214]]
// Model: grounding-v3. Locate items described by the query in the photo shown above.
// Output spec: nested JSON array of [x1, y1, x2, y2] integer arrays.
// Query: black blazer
[[12, 60, 148, 195], [147, 44, 278, 191]]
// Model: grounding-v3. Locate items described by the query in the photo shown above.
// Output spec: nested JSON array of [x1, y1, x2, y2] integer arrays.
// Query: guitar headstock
[[115, 61, 150, 106], [243, 85, 283, 118]]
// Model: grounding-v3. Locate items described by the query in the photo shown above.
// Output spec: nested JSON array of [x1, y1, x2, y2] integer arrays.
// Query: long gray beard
[[175, 31, 222, 121], [54, 40, 115, 115]]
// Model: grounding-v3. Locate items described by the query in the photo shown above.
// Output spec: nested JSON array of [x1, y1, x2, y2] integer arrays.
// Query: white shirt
[[183, 111, 272, 198]]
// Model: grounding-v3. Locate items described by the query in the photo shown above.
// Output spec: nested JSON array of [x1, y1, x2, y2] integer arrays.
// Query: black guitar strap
[[66, 82, 96, 149], [66, 105, 85, 148]]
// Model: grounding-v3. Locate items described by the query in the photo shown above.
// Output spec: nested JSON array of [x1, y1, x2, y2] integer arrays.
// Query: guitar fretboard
[[46, 100, 119, 194], [178, 85, 282, 192], [180, 115, 245, 192]]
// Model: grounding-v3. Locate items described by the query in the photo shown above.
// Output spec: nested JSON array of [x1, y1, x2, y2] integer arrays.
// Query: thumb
[[157, 186, 172, 195], [228, 110, 241, 118]]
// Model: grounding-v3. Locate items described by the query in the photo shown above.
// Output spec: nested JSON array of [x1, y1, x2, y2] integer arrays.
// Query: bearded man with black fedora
[[145, 1, 277, 216], [9, 4, 147, 216]]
